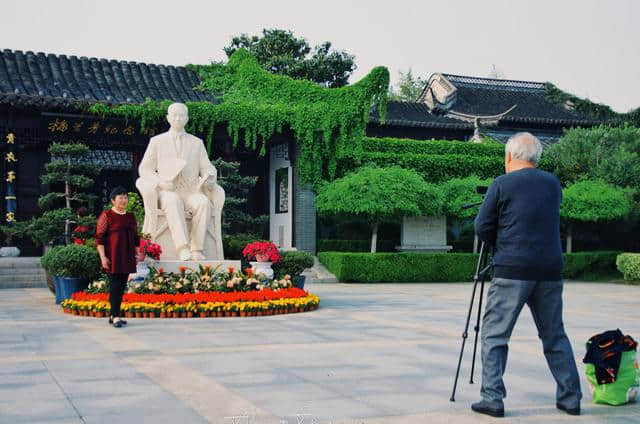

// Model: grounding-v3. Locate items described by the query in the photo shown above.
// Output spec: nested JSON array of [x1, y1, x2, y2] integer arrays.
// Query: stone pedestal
[[250, 261, 274, 279], [396, 216, 452, 253], [155, 260, 241, 274]]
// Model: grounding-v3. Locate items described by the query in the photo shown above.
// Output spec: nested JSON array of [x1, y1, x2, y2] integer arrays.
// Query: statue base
[[155, 260, 242, 274]]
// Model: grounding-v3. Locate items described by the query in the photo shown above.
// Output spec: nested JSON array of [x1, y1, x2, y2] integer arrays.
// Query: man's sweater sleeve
[[474, 181, 500, 246]]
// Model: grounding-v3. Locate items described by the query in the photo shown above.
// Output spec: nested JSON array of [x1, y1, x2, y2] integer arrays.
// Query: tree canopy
[[387, 69, 426, 102], [316, 166, 442, 252], [223, 28, 356, 88], [543, 125, 640, 190], [561, 180, 634, 222]]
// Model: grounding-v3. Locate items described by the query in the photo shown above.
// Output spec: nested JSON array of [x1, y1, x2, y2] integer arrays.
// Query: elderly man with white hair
[[471, 132, 582, 418]]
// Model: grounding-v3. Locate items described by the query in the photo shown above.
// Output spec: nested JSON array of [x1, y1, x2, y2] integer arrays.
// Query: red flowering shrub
[[242, 241, 281, 263], [139, 238, 162, 260]]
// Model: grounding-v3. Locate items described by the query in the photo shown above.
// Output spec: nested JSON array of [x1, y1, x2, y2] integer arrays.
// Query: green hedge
[[340, 152, 504, 183], [563, 251, 621, 278], [362, 137, 505, 156], [616, 253, 640, 284], [317, 239, 397, 252], [318, 251, 621, 283], [318, 252, 479, 282]]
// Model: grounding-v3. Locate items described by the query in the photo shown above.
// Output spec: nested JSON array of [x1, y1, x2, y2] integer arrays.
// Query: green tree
[[212, 158, 268, 236], [223, 29, 356, 87], [316, 166, 443, 252], [25, 143, 100, 246], [441, 176, 494, 253], [561, 180, 634, 253], [387, 69, 426, 102], [543, 125, 640, 190]]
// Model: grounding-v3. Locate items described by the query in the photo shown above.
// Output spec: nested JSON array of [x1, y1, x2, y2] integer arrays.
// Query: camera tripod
[[450, 239, 492, 402]]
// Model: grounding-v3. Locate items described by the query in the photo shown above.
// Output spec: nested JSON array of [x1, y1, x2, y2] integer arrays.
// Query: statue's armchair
[[135, 178, 225, 260]]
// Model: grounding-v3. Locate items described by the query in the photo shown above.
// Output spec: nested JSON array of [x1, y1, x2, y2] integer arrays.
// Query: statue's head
[[167, 103, 189, 131]]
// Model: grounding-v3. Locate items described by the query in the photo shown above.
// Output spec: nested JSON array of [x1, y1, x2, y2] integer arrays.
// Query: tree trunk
[[370, 222, 379, 253], [64, 155, 72, 245], [566, 223, 573, 254]]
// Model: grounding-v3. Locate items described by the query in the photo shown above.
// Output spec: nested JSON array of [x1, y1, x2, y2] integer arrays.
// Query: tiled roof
[[440, 74, 599, 126], [371, 101, 472, 130], [0, 49, 214, 108]]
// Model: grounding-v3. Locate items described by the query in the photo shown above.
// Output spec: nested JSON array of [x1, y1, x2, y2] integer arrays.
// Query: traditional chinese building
[[0, 49, 599, 255]]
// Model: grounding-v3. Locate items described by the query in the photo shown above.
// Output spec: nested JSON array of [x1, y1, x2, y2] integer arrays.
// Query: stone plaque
[[397, 216, 452, 252]]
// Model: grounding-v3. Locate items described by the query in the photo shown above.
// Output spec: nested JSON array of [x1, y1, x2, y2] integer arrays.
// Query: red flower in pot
[[242, 241, 281, 263]]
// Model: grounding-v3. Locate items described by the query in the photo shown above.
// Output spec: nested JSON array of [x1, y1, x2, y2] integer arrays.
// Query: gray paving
[[0, 283, 639, 423]]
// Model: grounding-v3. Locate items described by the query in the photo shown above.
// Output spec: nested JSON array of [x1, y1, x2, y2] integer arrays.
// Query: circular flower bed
[[60, 265, 320, 318]]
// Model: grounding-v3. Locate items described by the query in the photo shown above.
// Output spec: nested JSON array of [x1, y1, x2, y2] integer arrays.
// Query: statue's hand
[[204, 176, 216, 190], [158, 180, 174, 191]]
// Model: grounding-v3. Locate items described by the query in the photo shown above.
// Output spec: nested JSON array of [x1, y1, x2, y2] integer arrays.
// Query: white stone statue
[[136, 103, 225, 261]]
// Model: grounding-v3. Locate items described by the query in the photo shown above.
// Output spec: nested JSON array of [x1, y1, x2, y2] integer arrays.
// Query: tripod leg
[[469, 270, 487, 384], [450, 277, 478, 402], [450, 243, 487, 402]]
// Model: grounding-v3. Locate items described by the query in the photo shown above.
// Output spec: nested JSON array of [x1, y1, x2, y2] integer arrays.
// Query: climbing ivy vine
[[90, 49, 389, 186], [545, 83, 640, 126]]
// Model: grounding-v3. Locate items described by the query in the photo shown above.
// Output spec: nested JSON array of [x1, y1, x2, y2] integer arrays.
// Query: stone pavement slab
[[0, 282, 639, 423]]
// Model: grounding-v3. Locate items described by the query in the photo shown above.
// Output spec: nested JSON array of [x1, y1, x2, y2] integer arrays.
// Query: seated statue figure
[[136, 102, 225, 261]]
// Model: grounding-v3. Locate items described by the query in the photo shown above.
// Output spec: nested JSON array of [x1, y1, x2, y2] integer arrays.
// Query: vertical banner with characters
[[4, 132, 17, 224]]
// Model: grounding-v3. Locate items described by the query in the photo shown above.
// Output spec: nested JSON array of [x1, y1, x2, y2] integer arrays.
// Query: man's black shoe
[[556, 403, 580, 416], [471, 400, 504, 418]]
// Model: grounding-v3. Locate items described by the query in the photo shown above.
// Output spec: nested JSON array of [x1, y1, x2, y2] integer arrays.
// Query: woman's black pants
[[108, 273, 128, 317]]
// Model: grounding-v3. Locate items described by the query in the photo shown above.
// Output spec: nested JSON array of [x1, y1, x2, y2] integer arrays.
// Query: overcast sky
[[2, 0, 638, 112]]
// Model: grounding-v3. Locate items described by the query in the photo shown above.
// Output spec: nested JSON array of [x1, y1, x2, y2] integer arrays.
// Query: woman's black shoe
[[112, 320, 123, 328], [119, 318, 127, 325]]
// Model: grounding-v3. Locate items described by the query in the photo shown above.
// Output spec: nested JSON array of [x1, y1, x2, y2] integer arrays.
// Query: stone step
[[0, 273, 47, 283], [0, 257, 43, 267], [0, 280, 48, 289]]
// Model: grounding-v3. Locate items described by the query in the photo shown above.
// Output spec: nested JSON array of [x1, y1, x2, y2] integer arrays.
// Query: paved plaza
[[1, 282, 638, 423]]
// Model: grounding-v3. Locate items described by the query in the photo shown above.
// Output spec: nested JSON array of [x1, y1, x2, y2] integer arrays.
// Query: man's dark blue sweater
[[474, 167, 563, 281]]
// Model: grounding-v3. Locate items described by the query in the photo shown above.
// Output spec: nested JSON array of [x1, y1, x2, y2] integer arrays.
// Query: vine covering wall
[[90, 49, 389, 186]]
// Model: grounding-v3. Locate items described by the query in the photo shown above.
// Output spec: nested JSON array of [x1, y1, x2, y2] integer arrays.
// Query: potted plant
[[272, 250, 314, 289], [40, 244, 100, 302], [242, 241, 281, 279]]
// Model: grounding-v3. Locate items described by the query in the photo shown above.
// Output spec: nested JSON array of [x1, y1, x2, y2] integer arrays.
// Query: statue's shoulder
[[150, 131, 171, 143], [185, 132, 204, 144]]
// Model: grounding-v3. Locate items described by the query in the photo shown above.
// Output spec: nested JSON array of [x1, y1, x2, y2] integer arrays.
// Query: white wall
[[269, 144, 292, 249]]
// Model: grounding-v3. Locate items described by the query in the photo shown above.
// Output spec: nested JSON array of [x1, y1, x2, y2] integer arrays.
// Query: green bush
[[616, 253, 640, 284], [317, 239, 396, 252], [339, 152, 503, 183], [562, 251, 621, 278], [318, 251, 622, 283], [318, 252, 478, 282], [40, 244, 101, 280], [362, 137, 505, 156], [223, 233, 264, 259], [272, 250, 315, 279]]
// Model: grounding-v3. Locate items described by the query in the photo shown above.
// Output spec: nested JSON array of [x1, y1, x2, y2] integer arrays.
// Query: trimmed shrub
[[317, 239, 397, 252], [272, 250, 315, 279], [361, 137, 505, 156], [318, 252, 478, 282], [40, 244, 101, 280], [616, 253, 640, 284], [318, 251, 621, 283], [562, 251, 621, 278], [340, 152, 503, 183]]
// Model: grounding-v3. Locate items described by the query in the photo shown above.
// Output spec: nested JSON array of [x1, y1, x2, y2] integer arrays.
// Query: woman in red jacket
[[96, 187, 141, 328]]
